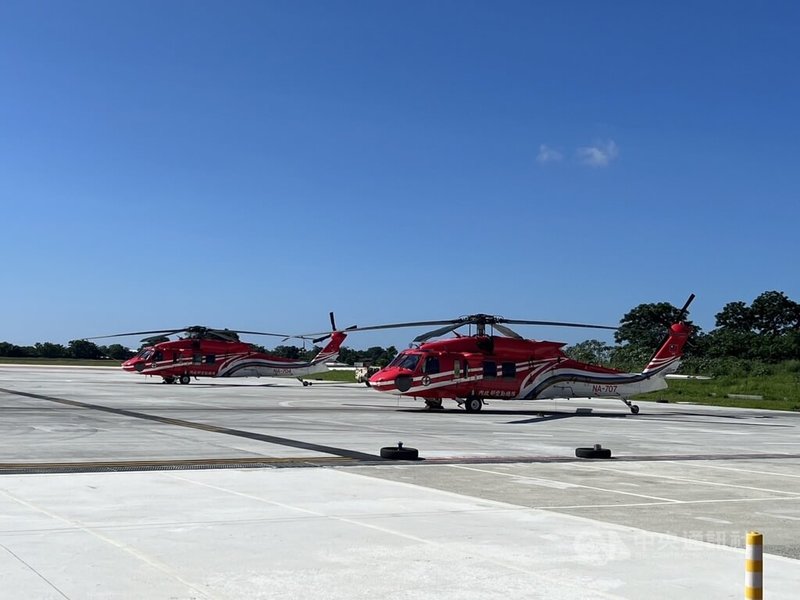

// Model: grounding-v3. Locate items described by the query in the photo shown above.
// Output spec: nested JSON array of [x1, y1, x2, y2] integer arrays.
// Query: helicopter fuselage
[[122, 332, 346, 384], [368, 324, 691, 411]]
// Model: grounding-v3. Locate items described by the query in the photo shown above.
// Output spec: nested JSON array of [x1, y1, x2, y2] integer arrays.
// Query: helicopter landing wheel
[[179, 374, 191, 385], [163, 377, 176, 384], [464, 397, 483, 413], [622, 398, 639, 414]]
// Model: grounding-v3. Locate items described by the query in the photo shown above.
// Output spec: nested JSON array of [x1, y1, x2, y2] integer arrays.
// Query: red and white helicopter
[[88, 314, 347, 385], [310, 296, 695, 413]]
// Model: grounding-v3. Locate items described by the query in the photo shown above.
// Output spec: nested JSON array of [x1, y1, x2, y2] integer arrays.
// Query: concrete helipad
[[1, 365, 799, 598]]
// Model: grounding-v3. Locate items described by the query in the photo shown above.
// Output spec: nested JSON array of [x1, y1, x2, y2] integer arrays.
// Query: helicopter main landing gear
[[179, 374, 191, 385], [621, 399, 639, 414], [425, 399, 444, 410], [162, 376, 176, 384], [464, 397, 483, 413]]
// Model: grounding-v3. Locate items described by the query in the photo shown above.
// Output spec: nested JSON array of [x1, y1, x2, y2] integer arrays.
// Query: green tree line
[[566, 290, 800, 374], [2, 291, 798, 371], [0, 340, 135, 360], [251, 344, 399, 367]]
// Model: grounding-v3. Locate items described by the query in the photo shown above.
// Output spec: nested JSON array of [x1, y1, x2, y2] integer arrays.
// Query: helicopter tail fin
[[642, 323, 692, 376], [311, 331, 347, 366]]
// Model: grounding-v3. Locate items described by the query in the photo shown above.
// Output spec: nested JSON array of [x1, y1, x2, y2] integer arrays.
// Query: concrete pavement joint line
[[634, 417, 794, 429], [0, 457, 347, 467], [0, 457, 353, 474], [418, 452, 800, 465], [169, 473, 455, 543], [449, 464, 683, 503], [290, 415, 540, 451], [169, 473, 626, 600], [568, 463, 800, 497], [0, 543, 71, 600], [0, 488, 217, 600], [763, 442, 800, 445], [0, 387, 381, 462], [694, 516, 733, 524], [335, 469, 800, 566], [668, 461, 800, 479], [756, 512, 800, 521], [537, 496, 800, 510]]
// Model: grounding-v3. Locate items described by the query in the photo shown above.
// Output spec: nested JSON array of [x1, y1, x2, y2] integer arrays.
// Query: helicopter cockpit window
[[389, 352, 421, 371], [153, 350, 164, 362], [424, 356, 440, 374], [137, 349, 153, 361]]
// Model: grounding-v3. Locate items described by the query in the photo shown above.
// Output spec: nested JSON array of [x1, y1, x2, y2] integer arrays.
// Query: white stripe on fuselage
[[372, 357, 677, 399]]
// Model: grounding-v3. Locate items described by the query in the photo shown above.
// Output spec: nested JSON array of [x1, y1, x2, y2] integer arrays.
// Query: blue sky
[[2, 1, 799, 351]]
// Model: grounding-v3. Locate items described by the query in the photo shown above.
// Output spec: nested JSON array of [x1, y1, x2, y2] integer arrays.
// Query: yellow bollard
[[745, 531, 763, 599]]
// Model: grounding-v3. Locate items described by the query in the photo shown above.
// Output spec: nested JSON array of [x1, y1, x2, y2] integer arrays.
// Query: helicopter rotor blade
[[492, 323, 524, 339], [86, 326, 295, 342], [299, 319, 460, 338], [297, 314, 618, 343], [140, 334, 171, 344], [227, 329, 294, 338], [311, 312, 339, 343], [309, 312, 339, 344], [84, 328, 185, 340], [413, 323, 464, 343], [650, 293, 697, 352], [502, 319, 618, 331], [312, 324, 357, 345], [676, 293, 696, 321]]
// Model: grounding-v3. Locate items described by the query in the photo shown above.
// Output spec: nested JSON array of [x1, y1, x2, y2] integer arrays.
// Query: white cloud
[[576, 140, 619, 167], [536, 144, 563, 164]]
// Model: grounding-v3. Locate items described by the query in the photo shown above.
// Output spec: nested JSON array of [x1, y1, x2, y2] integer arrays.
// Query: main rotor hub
[[459, 314, 505, 336]]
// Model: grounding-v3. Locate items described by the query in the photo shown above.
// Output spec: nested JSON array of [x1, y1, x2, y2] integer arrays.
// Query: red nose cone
[[368, 369, 390, 386], [121, 358, 142, 372], [369, 367, 414, 393]]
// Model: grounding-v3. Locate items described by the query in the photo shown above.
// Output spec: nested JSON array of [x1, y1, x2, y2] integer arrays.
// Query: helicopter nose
[[369, 368, 413, 393], [394, 374, 413, 392], [368, 371, 388, 387]]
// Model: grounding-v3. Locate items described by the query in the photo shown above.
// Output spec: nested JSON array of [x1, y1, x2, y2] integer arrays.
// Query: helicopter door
[[152, 350, 164, 366], [423, 356, 440, 375], [478, 359, 518, 398], [454, 358, 470, 379], [422, 355, 440, 388]]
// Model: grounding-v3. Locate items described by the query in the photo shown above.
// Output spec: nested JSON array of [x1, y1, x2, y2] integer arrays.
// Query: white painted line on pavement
[[450, 464, 681, 503], [570, 463, 800, 497]]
